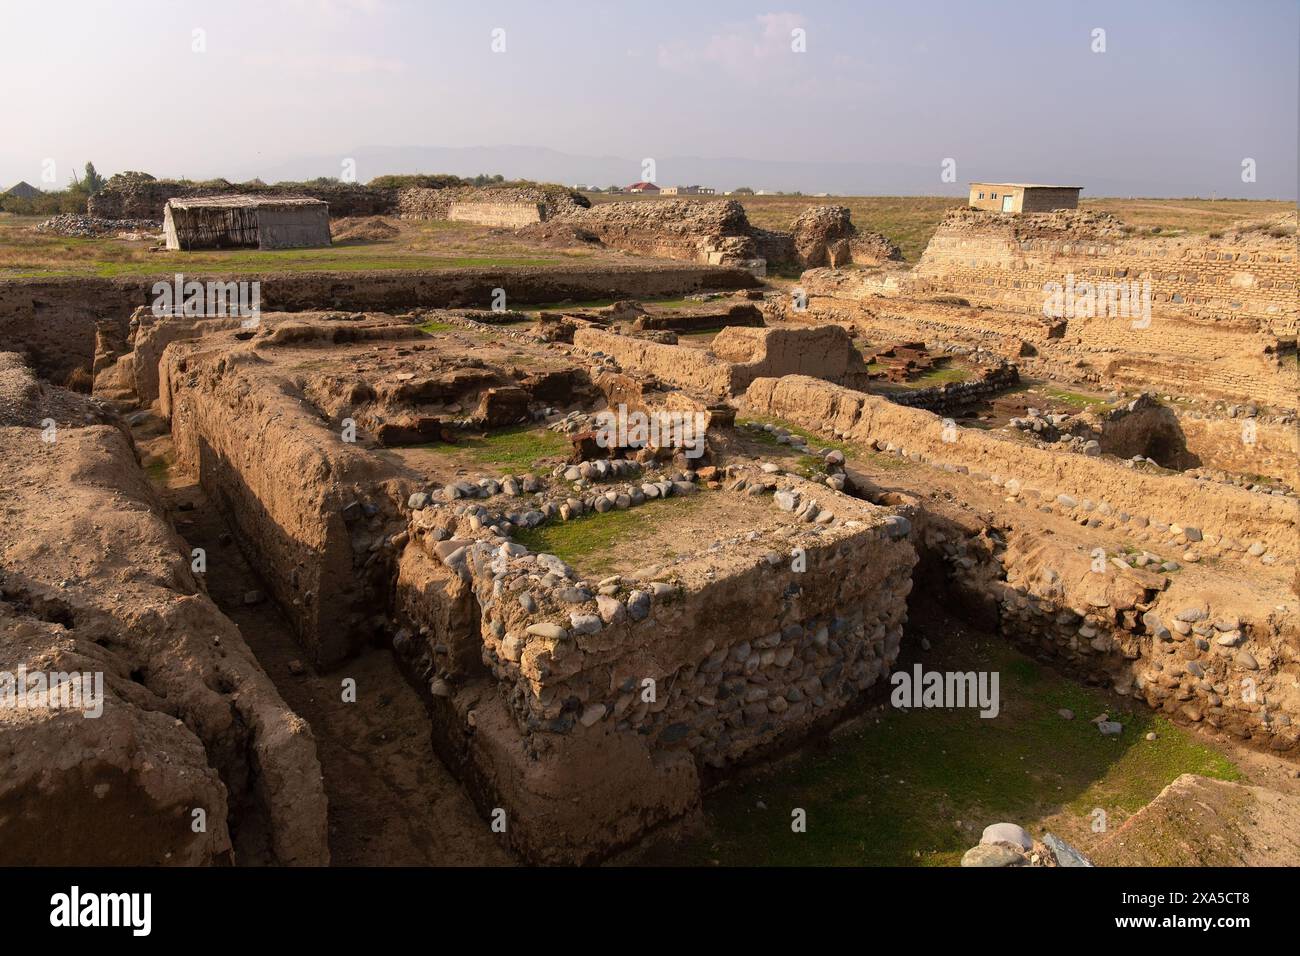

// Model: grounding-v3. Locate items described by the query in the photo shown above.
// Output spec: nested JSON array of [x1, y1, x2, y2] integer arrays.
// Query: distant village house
[[968, 182, 1081, 213], [660, 185, 716, 196]]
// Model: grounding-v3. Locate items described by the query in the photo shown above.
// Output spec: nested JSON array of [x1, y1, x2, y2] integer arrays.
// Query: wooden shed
[[163, 195, 331, 250]]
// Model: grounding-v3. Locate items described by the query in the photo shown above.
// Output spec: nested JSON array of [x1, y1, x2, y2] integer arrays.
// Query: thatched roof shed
[[163, 195, 330, 250]]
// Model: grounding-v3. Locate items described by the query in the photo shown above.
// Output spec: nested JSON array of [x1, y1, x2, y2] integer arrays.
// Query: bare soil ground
[[1090, 772, 1300, 866]]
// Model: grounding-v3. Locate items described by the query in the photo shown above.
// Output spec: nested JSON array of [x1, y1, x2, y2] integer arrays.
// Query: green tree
[[83, 162, 106, 194]]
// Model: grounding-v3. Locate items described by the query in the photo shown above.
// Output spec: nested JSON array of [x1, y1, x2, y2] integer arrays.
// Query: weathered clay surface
[[0, 358, 328, 864]]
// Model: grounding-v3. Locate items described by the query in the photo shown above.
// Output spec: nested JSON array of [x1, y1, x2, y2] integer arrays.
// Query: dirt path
[[140, 427, 513, 866]]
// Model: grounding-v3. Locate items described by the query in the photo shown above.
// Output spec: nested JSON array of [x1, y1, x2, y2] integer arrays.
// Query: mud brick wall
[[572, 325, 861, 400], [743, 375, 1298, 564], [574, 327, 737, 397], [909, 213, 1298, 407], [0, 401, 328, 865], [0, 277, 145, 384], [398, 185, 587, 221], [447, 202, 545, 227], [1172, 410, 1299, 488], [161, 343, 409, 667]]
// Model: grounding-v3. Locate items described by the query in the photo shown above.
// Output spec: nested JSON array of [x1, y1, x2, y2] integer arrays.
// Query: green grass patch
[[859, 448, 916, 471], [143, 452, 172, 484], [448, 424, 570, 471], [512, 495, 708, 576], [417, 320, 456, 334], [794, 454, 828, 478], [661, 642, 1237, 866], [907, 362, 970, 386], [738, 416, 851, 456]]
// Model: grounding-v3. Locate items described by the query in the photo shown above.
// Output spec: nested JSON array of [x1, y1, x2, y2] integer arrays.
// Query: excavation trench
[[140, 423, 512, 866], [113, 308, 1297, 865]]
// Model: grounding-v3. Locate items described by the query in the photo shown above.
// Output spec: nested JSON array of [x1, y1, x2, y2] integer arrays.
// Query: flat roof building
[[968, 183, 1082, 214], [163, 195, 331, 250]]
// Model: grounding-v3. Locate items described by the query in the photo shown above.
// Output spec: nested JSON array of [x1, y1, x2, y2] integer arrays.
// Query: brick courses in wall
[[799, 210, 1298, 409], [908, 211, 1298, 407], [447, 201, 545, 227]]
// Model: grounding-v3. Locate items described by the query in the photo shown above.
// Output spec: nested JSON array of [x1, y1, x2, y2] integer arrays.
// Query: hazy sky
[[2, 0, 1296, 196]]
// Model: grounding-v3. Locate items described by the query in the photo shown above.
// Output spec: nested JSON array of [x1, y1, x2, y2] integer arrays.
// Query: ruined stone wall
[[560, 200, 757, 264], [396, 468, 915, 861], [788, 205, 902, 268], [89, 174, 394, 220], [88, 173, 397, 220], [742, 375, 1297, 563], [908, 210, 1298, 407], [559, 201, 899, 272], [883, 363, 1021, 413], [632, 302, 764, 333], [918, 511, 1300, 753]]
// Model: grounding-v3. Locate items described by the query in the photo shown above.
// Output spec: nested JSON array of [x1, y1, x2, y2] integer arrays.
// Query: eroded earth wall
[[0, 263, 757, 386], [742, 376, 1297, 563], [0, 354, 329, 864]]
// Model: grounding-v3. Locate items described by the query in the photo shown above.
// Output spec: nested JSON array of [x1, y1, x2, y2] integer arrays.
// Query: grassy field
[[655, 638, 1237, 867], [0, 215, 585, 278]]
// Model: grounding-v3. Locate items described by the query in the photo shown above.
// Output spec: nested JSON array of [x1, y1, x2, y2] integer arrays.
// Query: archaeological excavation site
[[2, 178, 1296, 873], [1, 10, 1297, 915]]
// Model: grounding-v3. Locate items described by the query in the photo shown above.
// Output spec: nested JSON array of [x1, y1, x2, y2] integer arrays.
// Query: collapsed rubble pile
[[35, 214, 160, 238]]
